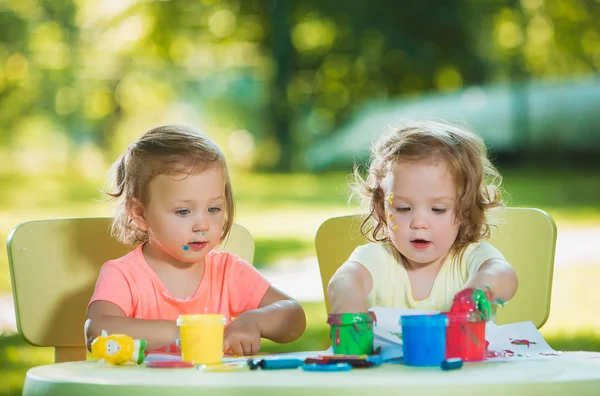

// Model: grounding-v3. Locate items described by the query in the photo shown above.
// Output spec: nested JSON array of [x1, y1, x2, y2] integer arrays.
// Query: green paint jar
[[327, 312, 377, 355]]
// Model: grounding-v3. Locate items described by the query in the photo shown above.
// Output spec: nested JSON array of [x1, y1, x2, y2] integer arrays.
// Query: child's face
[[135, 167, 227, 266], [383, 160, 460, 269]]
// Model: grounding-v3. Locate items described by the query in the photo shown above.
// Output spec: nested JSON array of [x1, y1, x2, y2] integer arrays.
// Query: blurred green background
[[1, 0, 600, 394]]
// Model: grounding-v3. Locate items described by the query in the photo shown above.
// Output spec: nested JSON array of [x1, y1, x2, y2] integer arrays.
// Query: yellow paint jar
[[176, 314, 226, 365]]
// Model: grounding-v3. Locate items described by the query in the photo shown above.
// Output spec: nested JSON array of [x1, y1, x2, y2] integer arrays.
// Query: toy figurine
[[91, 330, 147, 365]]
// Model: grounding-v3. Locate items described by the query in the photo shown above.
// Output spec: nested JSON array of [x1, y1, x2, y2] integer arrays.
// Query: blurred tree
[[280, 0, 488, 169], [0, 0, 598, 172], [268, 0, 293, 171]]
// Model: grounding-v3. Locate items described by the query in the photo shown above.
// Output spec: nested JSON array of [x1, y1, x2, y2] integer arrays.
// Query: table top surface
[[24, 351, 600, 396]]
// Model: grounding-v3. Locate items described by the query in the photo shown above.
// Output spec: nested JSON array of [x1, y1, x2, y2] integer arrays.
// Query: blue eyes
[[176, 208, 221, 216]]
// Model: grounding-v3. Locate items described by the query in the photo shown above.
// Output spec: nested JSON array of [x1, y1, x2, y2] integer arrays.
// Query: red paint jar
[[443, 312, 486, 362]]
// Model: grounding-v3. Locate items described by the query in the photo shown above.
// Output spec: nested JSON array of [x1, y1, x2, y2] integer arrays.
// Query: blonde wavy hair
[[106, 124, 234, 246], [352, 120, 503, 256]]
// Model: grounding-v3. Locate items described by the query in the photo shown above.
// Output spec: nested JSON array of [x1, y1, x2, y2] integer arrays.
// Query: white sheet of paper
[[483, 321, 559, 361]]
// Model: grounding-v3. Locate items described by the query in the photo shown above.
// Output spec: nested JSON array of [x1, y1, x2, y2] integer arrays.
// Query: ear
[[128, 198, 149, 231]]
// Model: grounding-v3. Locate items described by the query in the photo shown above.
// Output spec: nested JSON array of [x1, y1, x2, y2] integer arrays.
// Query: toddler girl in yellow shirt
[[328, 120, 518, 319]]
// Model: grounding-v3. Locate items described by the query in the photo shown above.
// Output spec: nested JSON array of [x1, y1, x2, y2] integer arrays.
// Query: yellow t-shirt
[[348, 241, 505, 312]]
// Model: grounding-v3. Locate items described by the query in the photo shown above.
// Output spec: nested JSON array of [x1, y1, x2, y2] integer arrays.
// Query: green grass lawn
[[0, 165, 599, 395], [1, 166, 599, 282]]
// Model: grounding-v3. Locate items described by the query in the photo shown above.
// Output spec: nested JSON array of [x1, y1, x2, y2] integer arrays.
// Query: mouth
[[186, 241, 208, 251], [411, 239, 431, 250]]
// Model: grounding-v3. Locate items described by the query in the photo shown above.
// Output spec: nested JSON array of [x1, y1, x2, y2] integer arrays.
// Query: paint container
[[401, 314, 448, 367], [444, 312, 486, 362], [177, 314, 226, 365], [327, 312, 376, 355]]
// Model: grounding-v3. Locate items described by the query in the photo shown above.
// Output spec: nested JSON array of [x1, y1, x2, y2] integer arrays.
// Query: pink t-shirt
[[88, 245, 271, 353]]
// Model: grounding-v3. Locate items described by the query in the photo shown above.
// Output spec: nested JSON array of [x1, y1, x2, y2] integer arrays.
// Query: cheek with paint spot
[[387, 211, 398, 232], [385, 193, 399, 232]]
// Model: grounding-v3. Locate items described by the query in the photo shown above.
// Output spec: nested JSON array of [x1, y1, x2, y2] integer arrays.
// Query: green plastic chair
[[6, 217, 255, 363], [315, 207, 557, 328]]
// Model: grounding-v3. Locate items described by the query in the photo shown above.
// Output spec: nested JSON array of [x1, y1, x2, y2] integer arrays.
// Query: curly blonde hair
[[106, 124, 234, 246], [352, 120, 503, 256]]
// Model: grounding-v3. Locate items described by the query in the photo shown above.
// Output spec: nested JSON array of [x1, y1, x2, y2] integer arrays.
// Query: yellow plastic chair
[[315, 208, 557, 329], [6, 217, 255, 363]]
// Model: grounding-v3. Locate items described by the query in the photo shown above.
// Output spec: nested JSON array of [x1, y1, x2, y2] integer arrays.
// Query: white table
[[24, 352, 600, 396]]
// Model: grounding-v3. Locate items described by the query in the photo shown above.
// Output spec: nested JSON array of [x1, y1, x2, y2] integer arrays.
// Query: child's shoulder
[[205, 250, 263, 284], [463, 241, 502, 256], [100, 245, 143, 273], [350, 241, 398, 264]]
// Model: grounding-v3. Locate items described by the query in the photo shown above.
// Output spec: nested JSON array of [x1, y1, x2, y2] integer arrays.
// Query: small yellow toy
[[91, 330, 147, 365]]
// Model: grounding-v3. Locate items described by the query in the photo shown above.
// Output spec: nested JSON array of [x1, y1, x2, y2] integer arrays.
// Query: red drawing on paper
[[486, 349, 515, 358], [509, 338, 537, 348]]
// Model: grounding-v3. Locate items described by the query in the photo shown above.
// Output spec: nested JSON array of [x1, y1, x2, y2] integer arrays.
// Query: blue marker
[[441, 358, 463, 371], [253, 358, 304, 370], [302, 362, 352, 372]]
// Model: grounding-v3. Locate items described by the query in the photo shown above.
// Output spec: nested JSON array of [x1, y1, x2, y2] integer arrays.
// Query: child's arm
[[327, 261, 373, 314], [85, 301, 178, 352], [461, 258, 518, 304], [223, 286, 306, 356]]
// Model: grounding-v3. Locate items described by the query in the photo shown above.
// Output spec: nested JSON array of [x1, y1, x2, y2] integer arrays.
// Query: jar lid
[[400, 313, 448, 327], [176, 314, 226, 326], [327, 311, 377, 326]]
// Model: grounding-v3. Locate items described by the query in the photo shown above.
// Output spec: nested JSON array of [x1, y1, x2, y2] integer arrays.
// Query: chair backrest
[[315, 207, 557, 328], [6, 217, 255, 363]]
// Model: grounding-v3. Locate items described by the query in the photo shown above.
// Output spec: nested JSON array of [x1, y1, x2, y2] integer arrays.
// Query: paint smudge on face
[[387, 193, 393, 205], [509, 338, 537, 348], [183, 245, 189, 251], [393, 225, 398, 231]]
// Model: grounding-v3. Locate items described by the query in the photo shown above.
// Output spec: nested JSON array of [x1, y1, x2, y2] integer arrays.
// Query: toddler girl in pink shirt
[[86, 124, 306, 356]]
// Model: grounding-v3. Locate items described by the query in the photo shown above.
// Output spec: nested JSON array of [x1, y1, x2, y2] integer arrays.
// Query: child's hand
[[451, 287, 493, 320], [223, 311, 262, 356]]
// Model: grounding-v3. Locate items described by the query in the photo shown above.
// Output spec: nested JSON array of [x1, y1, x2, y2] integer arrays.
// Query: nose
[[410, 210, 428, 230], [192, 214, 209, 233]]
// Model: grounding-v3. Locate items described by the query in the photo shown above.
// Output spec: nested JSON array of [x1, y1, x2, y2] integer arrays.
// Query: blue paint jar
[[401, 314, 448, 367]]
